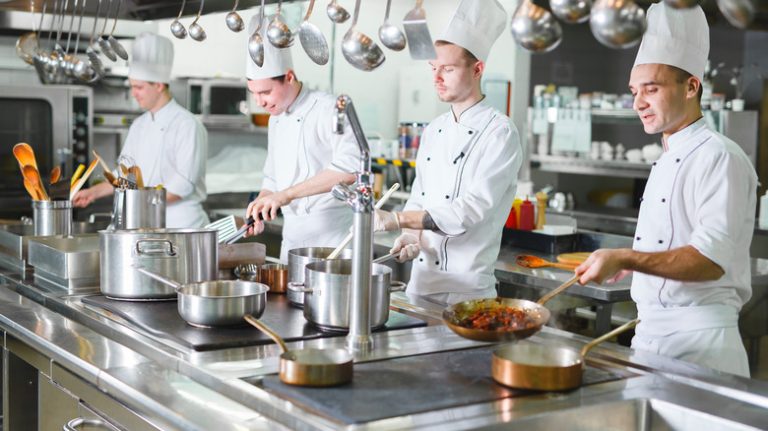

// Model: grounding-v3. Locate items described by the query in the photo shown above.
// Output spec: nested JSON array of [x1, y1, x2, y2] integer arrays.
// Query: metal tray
[[28, 234, 100, 281]]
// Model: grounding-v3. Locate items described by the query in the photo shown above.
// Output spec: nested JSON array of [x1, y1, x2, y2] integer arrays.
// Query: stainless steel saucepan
[[136, 267, 268, 327]]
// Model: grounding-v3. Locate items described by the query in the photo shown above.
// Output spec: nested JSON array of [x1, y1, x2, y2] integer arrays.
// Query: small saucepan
[[245, 315, 353, 386], [260, 263, 288, 294], [492, 319, 639, 391], [136, 267, 269, 327]]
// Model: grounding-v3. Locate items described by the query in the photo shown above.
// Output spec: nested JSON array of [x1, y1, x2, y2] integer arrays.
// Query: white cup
[[731, 99, 745, 112]]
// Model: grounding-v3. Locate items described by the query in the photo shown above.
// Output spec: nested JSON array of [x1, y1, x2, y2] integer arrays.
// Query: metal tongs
[[225, 209, 282, 245]]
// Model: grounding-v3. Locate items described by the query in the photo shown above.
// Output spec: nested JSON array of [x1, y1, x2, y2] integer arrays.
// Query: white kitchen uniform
[[403, 100, 522, 299], [120, 99, 209, 228], [631, 118, 757, 377], [260, 86, 359, 262]]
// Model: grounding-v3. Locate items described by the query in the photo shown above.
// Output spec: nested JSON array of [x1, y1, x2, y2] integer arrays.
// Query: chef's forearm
[[623, 246, 725, 281], [396, 210, 443, 233], [90, 181, 115, 199], [282, 169, 354, 201], [166, 191, 182, 204]]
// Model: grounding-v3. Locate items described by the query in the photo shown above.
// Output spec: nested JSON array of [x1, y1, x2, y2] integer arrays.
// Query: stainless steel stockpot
[[290, 259, 406, 331], [100, 228, 217, 300], [287, 247, 353, 307]]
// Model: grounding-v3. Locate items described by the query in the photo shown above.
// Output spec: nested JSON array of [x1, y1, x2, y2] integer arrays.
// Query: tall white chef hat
[[245, 14, 294, 80], [438, 0, 507, 63], [633, 2, 709, 82], [129, 33, 174, 83]]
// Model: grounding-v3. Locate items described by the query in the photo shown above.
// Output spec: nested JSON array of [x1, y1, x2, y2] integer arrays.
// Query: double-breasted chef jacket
[[631, 118, 757, 377], [120, 99, 209, 228], [261, 86, 360, 262], [403, 99, 522, 298]]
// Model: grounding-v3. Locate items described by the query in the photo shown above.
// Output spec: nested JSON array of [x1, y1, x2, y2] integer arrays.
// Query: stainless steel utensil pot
[[100, 228, 217, 299], [33, 200, 72, 236], [287, 247, 353, 306], [110, 188, 166, 230]]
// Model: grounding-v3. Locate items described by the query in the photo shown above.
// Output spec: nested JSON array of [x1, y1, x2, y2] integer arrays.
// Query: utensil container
[[110, 188, 166, 230], [33, 200, 72, 236]]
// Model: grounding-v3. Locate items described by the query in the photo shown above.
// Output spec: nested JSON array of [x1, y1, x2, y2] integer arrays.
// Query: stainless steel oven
[[0, 84, 93, 218], [170, 78, 250, 126]]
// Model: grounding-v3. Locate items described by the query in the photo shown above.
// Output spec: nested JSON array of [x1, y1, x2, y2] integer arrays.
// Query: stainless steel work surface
[[257, 345, 625, 425], [81, 293, 426, 352]]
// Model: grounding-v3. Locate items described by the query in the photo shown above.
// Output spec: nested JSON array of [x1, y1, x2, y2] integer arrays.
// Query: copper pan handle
[[579, 319, 640, 358], [245, 315, 289, 354], [536, 274, 578, 305]]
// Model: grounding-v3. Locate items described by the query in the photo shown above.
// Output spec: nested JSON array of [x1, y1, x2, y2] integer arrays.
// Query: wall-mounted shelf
[[590, 109, 641, 125], [531, 154, 652, 179]]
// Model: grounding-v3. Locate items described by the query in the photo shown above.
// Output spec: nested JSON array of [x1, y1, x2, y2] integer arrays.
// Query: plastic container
[[519, 198, 535, 231], [505, 206, 517, 229], [760, 191, 768, 230], [513, 198, 523, 227]]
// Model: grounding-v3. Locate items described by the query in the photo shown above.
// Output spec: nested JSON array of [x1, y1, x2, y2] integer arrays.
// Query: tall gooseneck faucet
[[332, 95, 374, 353]]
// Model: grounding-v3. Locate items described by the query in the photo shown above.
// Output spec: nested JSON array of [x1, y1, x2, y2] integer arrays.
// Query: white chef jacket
[[261, 86, 359, 262], [631, 117, 757, 377], [121, 99, 209, 228], [403, 99, 522, 297]]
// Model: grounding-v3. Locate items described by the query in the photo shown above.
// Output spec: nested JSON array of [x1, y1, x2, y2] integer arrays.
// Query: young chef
[[243, 15, 359, 262], [73, 33, 209, 228], [372, 0, 523, 305], [574, 3, 757, 377]]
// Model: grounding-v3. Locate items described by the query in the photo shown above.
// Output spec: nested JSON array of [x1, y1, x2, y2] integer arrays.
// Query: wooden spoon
[[50, 166, 61, 184], [22, 165, 49, 201], [13, 143, 39, 170], [91, 150, 117, 186], [23, 178, 40, 201], [71, 164, 86, 186], [132, 165, 144, 188], [516, 254, 578, 271], [70, 159, 100, 200]]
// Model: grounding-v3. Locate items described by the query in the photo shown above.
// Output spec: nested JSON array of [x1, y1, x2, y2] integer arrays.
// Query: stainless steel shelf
[[531, 154, 652, 179]]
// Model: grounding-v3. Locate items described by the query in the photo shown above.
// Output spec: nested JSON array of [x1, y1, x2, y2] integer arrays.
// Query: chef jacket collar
[[283, 82, 308, 116], [664, 116, 706, 155], [149, 98, 180, 130]]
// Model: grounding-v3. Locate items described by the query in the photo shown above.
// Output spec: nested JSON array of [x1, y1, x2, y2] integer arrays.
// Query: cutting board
[[556, 252, 591, 265], [218, 242, 266, 269]]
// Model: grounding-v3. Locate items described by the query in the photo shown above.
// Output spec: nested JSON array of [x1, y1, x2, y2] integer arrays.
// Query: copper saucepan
[[442, 274, 579, 342], [492, 319, 639, 391], [260, 263, 288, 294], [245, 315, 353, 387]]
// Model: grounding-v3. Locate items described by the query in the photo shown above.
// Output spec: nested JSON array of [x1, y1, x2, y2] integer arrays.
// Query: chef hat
[[633, 2, 709, 81], [245, 14, 293, 80], [129, 33, 174, 83], [438, 0, 507, 63]]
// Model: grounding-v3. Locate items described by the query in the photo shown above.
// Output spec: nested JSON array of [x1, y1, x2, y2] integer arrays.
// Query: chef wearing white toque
[[575, 2, 757, 377], [73, 33, 209, 228], [242, 15, 359, 262], [372, 0, 523, 305]]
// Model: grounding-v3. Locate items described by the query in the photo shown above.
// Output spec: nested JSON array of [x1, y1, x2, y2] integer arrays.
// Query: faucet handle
[[332, 183, 356, 203]]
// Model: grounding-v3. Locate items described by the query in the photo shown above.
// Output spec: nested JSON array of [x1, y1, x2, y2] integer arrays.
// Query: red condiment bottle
[[519, 197, 535, 230], [505, 206, 517, 229]]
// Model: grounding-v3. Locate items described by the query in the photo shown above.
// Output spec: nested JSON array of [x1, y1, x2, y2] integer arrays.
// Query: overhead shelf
[[531, 154, 652, 179]]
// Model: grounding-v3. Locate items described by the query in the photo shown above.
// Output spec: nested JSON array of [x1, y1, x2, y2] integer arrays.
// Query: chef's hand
[[72, 188, 97, 208], [373, 209, 400, 232], [575, 248, 630, 285], [390, 232, 420, 262], [247, 192, 288, 221]]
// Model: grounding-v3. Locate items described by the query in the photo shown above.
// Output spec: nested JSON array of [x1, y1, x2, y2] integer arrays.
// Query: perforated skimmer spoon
[[107, 0, 128, 60], [298, 0, 329, 65], [97, 0, 117, 61]]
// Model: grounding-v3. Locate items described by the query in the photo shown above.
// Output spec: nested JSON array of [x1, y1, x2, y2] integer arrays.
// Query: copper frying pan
[[492, 319, 639, 391], [442, 274, 579, 342], [245, 315, 353, 387]]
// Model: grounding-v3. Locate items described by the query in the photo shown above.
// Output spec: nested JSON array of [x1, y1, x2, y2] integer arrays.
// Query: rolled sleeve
[[426, 122, 522, 237], [326, 118, 359, 174], [689, 151, 756, 270], [164, 118, 207, 198]]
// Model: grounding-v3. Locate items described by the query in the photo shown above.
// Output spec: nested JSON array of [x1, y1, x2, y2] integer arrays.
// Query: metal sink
[[483, 398, 759, 431]]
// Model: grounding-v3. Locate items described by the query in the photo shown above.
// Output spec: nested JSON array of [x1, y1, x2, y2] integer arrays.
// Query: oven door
[[204, 80, 250, 125]]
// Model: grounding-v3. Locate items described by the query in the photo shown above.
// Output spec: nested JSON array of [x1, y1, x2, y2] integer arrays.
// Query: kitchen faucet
[[331, 95, 374, 353]]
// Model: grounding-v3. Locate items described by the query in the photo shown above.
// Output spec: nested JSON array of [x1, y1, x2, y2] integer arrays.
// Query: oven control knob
[[76, 155, 87, 164], [75, 127, 86, 137], [76, 112, 87, 123], [75, 141, 87, 151]]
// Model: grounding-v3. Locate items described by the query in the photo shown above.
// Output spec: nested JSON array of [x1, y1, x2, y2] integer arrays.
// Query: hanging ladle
[[298, 0, 329, 65], [96, 0, 117, 61], [326, 0, 350, 24], [225, 0, 244, 32], [267, 0, 294, 48], [378, 0, 406, 51], [341, 0, 385, 71], [188, 0, 207, 42], [170, 0, 187, 39], [247, 0, 266, 67], [84, 0, 105, 80], [107, 0, 128, 60]]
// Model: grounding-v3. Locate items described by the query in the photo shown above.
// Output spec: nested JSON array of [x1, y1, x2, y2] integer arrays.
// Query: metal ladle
[[298, 0, 329, 65], [85, 0, 105, 80], [170, 0, 187, 39], [247, 0, 266, 66], [107, 0, 128, 60], [550, 0, 592, 24], [326, 0, 350, 24], [225, 0, 244, 32], [589, 0, 646, 49], [96, 0, 117, 61], [716, 0, 755, 29], [267, 0, 293, 48], [341, 0, 385, 71], [62, 0, 85, 77], [378, 0, 406, 51], [510, 0, 563, 53], [188, 0, 207, 42]]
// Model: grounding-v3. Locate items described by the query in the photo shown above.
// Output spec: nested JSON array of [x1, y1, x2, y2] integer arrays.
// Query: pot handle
[[135, 239, 177, 257], [389, 281, 407, 292], [287, 281, 312, 293]]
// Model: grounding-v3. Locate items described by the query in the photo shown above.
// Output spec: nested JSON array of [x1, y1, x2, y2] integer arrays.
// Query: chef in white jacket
[[243, 15, 358, 262], [73, 33, 209, 228], [373, 0, 522, 305], [575, 3, 757, 377]]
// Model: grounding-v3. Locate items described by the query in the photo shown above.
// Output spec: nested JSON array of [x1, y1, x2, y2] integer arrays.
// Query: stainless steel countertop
[[2, 270, 768, 430]]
